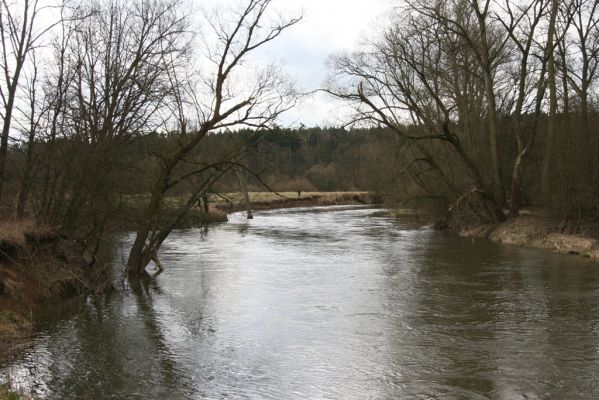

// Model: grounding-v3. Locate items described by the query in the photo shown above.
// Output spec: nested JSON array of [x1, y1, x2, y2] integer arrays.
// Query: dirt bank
[[215, 191, 381, 214], [456, 213, 599, 261], [0, 220, 111, 359]]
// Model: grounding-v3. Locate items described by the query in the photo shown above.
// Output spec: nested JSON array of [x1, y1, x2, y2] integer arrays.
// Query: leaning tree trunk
[[126, 171, 167, 274], [127, 228, 153, 274]]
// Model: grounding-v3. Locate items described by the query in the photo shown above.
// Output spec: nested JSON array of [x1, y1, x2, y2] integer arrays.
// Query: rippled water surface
[[4, 206, 599, 399]]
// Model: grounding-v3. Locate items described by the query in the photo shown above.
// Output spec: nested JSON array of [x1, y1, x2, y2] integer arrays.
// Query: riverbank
[[0, 220, 111, 360], [124, 192, 380, 229], [455, 211, 599, 261], [213, 191, 380, 214]]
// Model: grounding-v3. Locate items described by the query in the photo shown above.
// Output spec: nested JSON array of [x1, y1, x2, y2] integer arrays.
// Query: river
[[3, 206, 599, 399]]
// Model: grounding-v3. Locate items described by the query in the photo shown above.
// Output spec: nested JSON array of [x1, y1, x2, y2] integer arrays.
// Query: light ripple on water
[[3, 206, 599, 399]]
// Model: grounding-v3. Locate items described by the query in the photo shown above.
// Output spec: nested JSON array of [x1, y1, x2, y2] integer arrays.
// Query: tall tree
[[125, 0, 300, 274], [327, 1, 507, 227], [0, 0, 54, 203], [498, 0, 555, 216], [41, 0, 190, 235]]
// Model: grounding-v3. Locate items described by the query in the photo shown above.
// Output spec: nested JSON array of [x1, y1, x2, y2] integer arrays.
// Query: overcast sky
[[201, 0, 393, 127]]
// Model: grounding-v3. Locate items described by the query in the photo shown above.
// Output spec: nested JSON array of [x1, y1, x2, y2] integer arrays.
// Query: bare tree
[[36, 2, 79, 220], [411, 0, 510, 204], [0, 0, 56, 204], [14, 51, 44, 218], [541, 0, 564, 197], [326, 2, 507, 227], [36, 0, 190, 243], [496, 0, 555, 216], [565, 0, 599, 214], [125, 0, 300, 274]]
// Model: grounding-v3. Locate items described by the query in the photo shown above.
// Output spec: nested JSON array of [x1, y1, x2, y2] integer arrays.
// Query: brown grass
[[0, 219, 57, 249], [0, 218, 110, 362], [457, 213, 599, 261], [216, 191, 372, 204], [214, 191, 380, 214], [0, 311, 31, 342]]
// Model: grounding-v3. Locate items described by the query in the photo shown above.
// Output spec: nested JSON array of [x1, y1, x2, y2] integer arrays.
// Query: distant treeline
[[3, 125, 393, 197], [208, 127, 397, 193]]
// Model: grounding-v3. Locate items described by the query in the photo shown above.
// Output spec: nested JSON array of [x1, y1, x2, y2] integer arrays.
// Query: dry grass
[[219, 191, 371, 204], [0, 220, 56, 249], [457, 213, 599, 260], [0, 311, 31, 342], [210, 191, 374, 208], [122, 191, 374, 214], [0, 221, 30, 249], [213, 191, 379, 214]]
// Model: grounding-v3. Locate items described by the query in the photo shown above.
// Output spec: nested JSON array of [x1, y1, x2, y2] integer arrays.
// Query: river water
[[3, 206, 599, 399]]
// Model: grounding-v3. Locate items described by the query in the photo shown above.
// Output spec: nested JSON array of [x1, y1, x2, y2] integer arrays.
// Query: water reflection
[[3, 206, 599, 399]]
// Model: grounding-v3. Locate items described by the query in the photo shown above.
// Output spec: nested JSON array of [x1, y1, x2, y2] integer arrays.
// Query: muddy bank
[[0, 221, 111, 359], [216, 192, 381, 214], [456, 214, 599, 261]]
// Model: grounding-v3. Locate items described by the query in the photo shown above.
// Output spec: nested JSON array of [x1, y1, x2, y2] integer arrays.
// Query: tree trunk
[[127, 228, 152, 274], [541, 0, 559, 200], [484, 72, 505, 205], [236, 169, 253, 219], [509, 152, 526, 217], [201, 192, 209, 213], [16, 124, 38, 219], [0, 87, 18, 202], [542, 44, 557, 197], [473, 4, 505, 205], [126, 170, 167, 274], [16, 174, 32, 219]]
